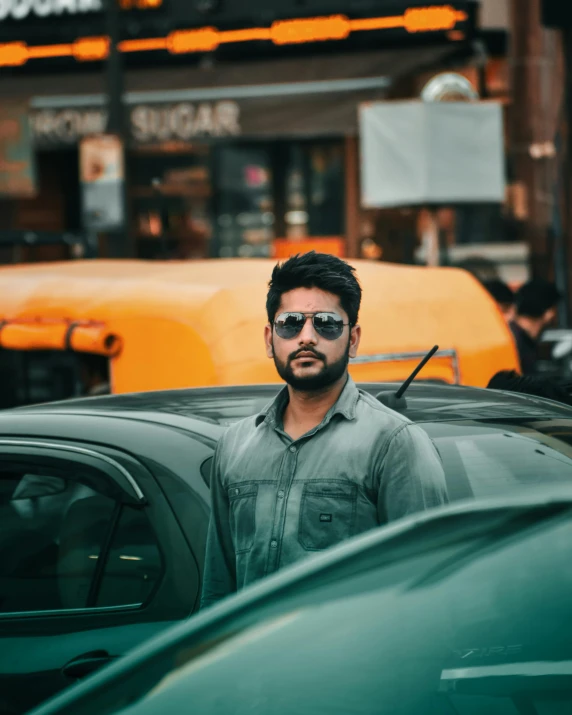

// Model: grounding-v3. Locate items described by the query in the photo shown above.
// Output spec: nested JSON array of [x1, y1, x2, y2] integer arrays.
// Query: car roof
[[31, 488, 572, 715], [14, 381, 572, 424], [0, 403, 224, 455]]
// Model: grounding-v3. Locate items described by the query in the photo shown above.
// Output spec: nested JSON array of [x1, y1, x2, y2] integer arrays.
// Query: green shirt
[[201, 377, 448, 608]]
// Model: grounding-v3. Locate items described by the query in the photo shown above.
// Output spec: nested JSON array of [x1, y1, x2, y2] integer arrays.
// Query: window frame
[[94, 501, 166, 611], [0, 441, 155, 620]]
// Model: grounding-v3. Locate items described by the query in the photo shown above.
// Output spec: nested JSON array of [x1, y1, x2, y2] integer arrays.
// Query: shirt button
[[234, 488, 240, 495], [289, 446, 297, 453], [270, 540, 278, 549], [277, 490, 285, 499]]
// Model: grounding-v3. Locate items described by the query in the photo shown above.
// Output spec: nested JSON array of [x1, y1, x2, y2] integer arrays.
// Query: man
[[510, 279, 561, 375], [482, 279, 516, 323], [200, 252, 448, 609]]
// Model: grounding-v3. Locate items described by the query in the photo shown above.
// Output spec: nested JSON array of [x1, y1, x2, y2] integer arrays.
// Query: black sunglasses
[[273, 312, 350, 341]]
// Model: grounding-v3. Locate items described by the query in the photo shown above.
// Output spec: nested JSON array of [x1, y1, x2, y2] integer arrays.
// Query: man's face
[[264, 287, 361, 392], [542, 307, 557, 330], [530, 307, 558, 339], [500, 303, 516, 323]]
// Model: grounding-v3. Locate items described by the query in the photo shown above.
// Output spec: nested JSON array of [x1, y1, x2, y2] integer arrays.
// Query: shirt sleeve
[[200, 441, 237, 610], [377, 423, 449, 524]]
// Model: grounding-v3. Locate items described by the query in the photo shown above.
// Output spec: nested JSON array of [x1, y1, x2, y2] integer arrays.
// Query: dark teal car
[[30, 489, 572, 715], [5, 381, 572, 713]]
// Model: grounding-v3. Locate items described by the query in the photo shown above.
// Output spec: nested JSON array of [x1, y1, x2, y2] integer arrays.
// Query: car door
[[0, 438, 200, 715]]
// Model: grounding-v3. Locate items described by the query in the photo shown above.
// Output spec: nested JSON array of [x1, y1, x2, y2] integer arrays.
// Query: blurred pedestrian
[[510, 279, 561, 375], [77, 353, 111, 396], [488, 370, 572, 407], [482, 279, 516, 323]]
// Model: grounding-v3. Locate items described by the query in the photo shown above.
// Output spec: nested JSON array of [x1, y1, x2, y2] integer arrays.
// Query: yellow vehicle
[[0, 259, 519, 407]]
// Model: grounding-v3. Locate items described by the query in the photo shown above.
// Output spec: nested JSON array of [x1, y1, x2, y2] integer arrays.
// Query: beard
[[272, 338, 351, 392]]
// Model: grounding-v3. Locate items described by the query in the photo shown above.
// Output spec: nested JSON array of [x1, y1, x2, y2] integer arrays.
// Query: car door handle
[[62, 650, 114, 679]]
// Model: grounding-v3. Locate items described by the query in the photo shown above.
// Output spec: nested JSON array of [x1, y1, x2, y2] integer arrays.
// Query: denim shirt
[[200, 377, 448, 609]]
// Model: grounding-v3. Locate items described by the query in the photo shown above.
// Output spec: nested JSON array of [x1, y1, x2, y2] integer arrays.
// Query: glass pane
[[97, 505, 162, 608], [215, 146, 274, 258], [0, 473, 114, 613], [422, 422, 572, 499], [285, 141, 344, 238], [129, 145, 213, 260]]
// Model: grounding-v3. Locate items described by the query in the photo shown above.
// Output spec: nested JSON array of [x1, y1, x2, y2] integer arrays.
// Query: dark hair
[[266, 252, 362, 325], [482, 279, 515, 306], [515, 279, 561, 319], [488, 370, 572, 406]]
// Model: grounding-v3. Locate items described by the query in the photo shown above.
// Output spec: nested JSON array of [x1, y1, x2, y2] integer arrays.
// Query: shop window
[[455, 203, 510, 245], [215, 145, 275, 258], [284, 141, 345, 239], [129, 145, 213, 260]]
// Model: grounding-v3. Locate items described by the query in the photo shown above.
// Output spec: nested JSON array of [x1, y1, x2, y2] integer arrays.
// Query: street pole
[[509, 0, 561, 282], [104, 0, 129, 258], [553, 29, 572, 328], [561, 26, 572, 326]]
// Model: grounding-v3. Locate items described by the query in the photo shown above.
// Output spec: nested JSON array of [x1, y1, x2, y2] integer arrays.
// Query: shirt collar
[[255, 375, 360, 428]]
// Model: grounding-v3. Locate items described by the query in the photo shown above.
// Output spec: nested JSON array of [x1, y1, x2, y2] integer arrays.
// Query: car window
[[0, 470, 114, 613], [422, 421, 572, 500], [200, 457, 213, 488], [0, 465, 163, 615], [96, 505, 163, 608], [122, 511, 572, 715]]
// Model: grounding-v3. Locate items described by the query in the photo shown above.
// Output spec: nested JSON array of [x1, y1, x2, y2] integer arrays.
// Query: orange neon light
[[0, 42, 28, 66], [218, 28, 272, 44], [119, 0, 163, 8], [119, 37, 167, 52], [73, 36, 110, 61], [271, 15, 350, 45], [0, 6, 469, 67], [403, 6, 462, 32], [167, 28, 220, 54], [27, 43, 72, 59], [350, 16, 404, 31]]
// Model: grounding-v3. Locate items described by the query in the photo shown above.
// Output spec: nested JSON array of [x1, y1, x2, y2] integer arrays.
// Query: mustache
[[288, 347, 327, 363]]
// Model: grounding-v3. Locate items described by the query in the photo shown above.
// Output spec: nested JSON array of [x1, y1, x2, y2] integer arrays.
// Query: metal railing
[[350, 349, 461, 385]]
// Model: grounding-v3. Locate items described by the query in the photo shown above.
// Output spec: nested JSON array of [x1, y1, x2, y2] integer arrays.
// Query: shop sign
[[130, 101, 241, 142], [0, 0, 102, 22], [30, 100, 241, 146], [30, 107, 108, 145], [79, 133, 125, 230], [0, 100, 37, 197]]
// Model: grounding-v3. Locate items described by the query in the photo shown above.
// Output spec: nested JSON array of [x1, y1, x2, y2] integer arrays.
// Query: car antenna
[[376, 345, 439, 410]]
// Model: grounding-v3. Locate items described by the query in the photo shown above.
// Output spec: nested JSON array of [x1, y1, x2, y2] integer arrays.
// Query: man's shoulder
[[216, 414, 267, 458], [220, 414, 260, 440], [354, 389, 412, 432]]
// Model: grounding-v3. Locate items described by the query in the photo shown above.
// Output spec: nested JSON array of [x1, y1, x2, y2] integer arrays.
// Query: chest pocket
[[228, 484, 258, 554], [298, 481, 357, 551]]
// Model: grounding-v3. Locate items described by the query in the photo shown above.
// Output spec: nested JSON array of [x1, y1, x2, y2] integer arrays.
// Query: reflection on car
[[5, 381, 572, 712], [30, 491, 572, 715]]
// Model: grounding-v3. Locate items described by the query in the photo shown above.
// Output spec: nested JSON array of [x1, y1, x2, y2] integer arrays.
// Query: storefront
[[0, 1, 478, 261]]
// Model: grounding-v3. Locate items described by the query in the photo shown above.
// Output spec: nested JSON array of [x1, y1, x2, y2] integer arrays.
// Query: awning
[[3, 45, 464, 144]]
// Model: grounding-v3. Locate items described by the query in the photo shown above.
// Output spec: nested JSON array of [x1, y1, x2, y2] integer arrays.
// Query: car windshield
[[422, 419, 572, 499], [114, 508, 572, 715]]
